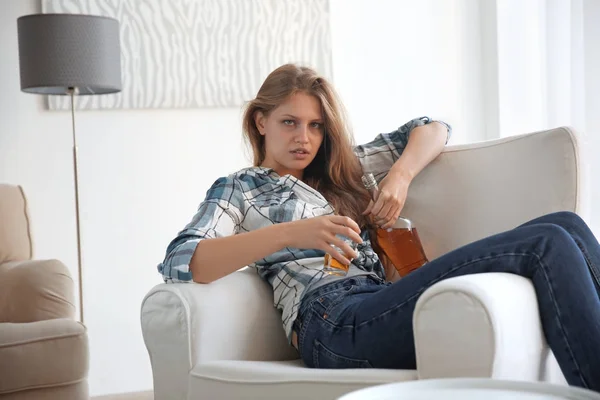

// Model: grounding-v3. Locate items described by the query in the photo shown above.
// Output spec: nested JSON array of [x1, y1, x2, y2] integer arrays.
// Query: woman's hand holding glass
[[284, 215, 363, 266]]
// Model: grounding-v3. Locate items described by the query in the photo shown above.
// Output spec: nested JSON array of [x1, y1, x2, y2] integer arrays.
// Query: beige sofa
[[0, 184, 89, 399]]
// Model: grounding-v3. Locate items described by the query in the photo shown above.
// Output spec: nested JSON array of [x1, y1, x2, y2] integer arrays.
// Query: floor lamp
[[17, 14, 122, 323]]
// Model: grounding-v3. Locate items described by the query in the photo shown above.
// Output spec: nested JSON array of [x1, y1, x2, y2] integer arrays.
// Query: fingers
[[371, 201, 393, 227], [326, 246, 352, 266], [380, 206, 399, 229], [377, 202, 394, 223], [330, 215, 361, 234], [332, 223, 363, 245], [370, 195, 386, 217], [380, 211, 399, 229], [330, 235, 359, 260], [368, 191, 405, 228], [370, 191, 395, 221], [362, 200, 374, 216]]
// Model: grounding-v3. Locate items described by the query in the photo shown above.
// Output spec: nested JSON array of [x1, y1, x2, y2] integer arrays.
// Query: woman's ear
[[255, 112, 266, 135]]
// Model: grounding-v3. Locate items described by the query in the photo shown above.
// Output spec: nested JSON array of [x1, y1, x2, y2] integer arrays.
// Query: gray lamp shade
[[17, 13, 122, 95]]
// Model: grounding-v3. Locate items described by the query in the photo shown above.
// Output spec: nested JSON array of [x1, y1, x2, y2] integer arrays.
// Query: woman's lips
[[291, 149, 309, 160]]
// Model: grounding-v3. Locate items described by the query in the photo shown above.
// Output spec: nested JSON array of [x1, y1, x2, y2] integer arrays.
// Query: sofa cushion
[[0, 259, 75, 323], [189, 359, 417, 400], [0, 184, 32, 264], [0, 319, 88, 395]]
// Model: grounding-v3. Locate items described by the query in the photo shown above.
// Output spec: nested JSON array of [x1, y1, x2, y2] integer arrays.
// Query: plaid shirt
[[158, 117, 451, 339]]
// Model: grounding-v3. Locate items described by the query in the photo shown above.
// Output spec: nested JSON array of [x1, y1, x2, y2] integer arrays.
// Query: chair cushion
[[0, 319, 88, 395], [0, 259, 75, 323], [0, 184, 32, 264], [189, 359, 417, 400]]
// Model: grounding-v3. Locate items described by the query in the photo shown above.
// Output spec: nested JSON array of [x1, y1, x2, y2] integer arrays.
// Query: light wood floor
[[92, 391, 153, 400]]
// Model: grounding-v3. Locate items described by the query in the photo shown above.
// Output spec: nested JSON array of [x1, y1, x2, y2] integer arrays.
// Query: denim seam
[[312, 339, 373, 368], [575, 241, 600, 291], [557, 222, 600, 291], [309, 287, 364, 329], [304, 286, 351, 307], [532, 251, 589, 388], [308, 286, 357, 316], [583, 251, 600, 284], [298, 307, 314, 354]]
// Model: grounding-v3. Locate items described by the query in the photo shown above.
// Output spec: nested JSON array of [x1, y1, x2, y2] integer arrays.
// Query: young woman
[[158, 64, 600, 391]]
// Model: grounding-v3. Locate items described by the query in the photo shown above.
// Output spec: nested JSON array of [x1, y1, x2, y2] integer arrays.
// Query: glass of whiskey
[[323, 235, 358, 276]]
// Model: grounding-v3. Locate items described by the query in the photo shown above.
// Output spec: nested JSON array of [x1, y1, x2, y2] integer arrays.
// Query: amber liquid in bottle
[[362, 174, 428, 277], [376, 226, 427, 277]]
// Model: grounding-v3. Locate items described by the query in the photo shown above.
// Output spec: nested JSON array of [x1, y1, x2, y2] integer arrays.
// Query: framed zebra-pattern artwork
[[41, 0, 332, 110]]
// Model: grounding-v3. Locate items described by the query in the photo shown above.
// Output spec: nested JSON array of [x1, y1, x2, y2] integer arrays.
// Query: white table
[[337, 379, 600, 400]]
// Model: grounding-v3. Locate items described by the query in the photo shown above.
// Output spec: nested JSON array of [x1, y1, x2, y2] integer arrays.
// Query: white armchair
[[141, 127, 583, 400]]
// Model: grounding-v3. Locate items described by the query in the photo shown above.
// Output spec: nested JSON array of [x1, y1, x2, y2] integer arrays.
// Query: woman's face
[[256, 92, 325, 180]]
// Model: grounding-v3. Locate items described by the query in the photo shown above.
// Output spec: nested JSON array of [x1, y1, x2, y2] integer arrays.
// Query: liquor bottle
[[362, 173, 428, 277]]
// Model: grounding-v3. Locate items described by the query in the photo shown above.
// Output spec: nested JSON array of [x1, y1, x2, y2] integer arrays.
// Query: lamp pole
[[68, 87, 84, 323]]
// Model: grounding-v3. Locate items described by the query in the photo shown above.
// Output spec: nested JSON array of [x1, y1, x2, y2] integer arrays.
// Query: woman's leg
[[518, 211, 600, 292], [300, 223, 600, 391]]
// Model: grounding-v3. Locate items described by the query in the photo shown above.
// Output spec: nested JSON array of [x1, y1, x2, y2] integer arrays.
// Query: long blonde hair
[[242, 64, 372, 228]]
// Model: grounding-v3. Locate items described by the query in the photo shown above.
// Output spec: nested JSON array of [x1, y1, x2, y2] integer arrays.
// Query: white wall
[[76, 110, 248, 394], [330, 0, 486, 145], [1, 1, 247, 396]]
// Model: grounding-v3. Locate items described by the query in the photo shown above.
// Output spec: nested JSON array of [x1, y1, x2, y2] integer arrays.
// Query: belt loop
[[293, 316, 303, 333]]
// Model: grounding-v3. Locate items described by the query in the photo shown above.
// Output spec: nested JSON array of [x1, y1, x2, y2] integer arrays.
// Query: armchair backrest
[[402, 127, 581, 260], [0, 184, 32, 265]]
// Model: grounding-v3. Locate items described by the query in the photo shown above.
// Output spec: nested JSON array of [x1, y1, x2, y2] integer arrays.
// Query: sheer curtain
[[478, 0, 596, 232], [479, 0, 586, 138]]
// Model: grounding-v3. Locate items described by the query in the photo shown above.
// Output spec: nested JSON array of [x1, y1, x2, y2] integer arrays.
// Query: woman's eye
[[310, 122, 323, 129], [283, 120, 295, 126]]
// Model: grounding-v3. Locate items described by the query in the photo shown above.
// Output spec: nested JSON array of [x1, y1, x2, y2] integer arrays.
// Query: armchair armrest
[[0, 259, 75, 322], [141, 268, 298, 400], [413, 273, 566, 384]]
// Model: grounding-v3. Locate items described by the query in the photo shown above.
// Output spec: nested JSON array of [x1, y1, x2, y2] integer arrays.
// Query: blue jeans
[[293, 212, 600, 391]]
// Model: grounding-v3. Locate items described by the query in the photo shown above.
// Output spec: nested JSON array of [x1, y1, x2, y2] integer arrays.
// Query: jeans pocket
[[312, 339, 372, 369], [310, 285, 356, 319]]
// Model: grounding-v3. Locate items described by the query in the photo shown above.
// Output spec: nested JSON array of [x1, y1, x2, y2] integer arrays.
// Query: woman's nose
[[295, 125, 309, 143]]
